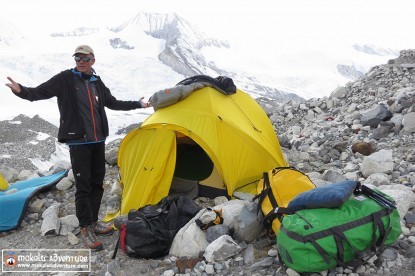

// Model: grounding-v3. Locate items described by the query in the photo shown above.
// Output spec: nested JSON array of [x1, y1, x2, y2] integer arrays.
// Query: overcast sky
[[1, 0, 414, 128], [2, 0, 415, 50]]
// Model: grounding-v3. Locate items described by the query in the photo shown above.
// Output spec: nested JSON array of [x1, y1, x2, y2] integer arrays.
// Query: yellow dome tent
[[107, 86, 287, 220]]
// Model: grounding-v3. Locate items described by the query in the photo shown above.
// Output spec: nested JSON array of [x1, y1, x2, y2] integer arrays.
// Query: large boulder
[[402, 112, 415, 133], [216, 199, 264, 243], [360, 149, 394, 177], [360, 104, 392, 128]]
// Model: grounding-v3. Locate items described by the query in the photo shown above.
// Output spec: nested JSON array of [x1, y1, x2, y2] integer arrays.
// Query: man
[[5, 45, 151, 251]]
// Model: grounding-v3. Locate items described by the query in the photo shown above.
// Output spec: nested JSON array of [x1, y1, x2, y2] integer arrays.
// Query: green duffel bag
[[276, 193, 402, 273]]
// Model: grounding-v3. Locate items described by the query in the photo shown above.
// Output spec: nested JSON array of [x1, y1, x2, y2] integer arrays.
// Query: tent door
[[171, 135, 227, 198], [119, 128, 177, 213]]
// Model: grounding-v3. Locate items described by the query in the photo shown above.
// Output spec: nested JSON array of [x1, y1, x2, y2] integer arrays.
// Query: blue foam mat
[[0, 170, 68, 232]]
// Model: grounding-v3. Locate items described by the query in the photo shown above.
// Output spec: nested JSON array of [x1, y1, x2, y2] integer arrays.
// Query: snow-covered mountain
[[0, 12, 400, 133], [0, 18, 24, 46], [352, 44, 399, 56], [109, 12, 302, 101]]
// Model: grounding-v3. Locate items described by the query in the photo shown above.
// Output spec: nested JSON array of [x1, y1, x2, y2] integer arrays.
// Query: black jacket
[[16, 69, 141, 143]]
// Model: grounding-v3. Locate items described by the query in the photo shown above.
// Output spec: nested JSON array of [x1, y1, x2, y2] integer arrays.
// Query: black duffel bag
[[113, 194, 201, 259]]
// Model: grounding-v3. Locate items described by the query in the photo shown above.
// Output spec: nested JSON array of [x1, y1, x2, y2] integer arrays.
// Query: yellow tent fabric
[[0, 173, 9, 191], [110, 87, 288, 219]]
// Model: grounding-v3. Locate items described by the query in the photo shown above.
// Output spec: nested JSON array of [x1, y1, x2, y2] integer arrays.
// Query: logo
[[4, 254, 17, 267], [2, 249, 91, 273]]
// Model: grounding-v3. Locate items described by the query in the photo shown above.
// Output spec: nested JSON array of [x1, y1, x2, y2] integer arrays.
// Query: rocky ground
[[1, 50, 415, 276]]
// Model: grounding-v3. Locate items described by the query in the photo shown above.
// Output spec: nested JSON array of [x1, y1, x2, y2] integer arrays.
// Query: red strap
[[120, 224, 127, 253]]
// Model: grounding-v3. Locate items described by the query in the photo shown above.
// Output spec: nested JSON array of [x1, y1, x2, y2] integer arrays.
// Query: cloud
[[2, 0, 414, 51]]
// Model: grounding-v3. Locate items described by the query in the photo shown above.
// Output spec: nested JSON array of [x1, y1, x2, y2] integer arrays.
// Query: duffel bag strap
[[329, 227, 362, 267], [306, 236, 353, 268], [306, 230, 360, 269], [255, 171, 283, 229], [255, 167, 298, 226], [330, 227, 382, 271], [111, 224, 126, 259], [253, 172, 273, 215], [254, 167, 293, 215], [262, 206, 295, 225], [329, 218, 393, 271], [372, 212, 383, 250], [333, 233, 345, 263], [271, 166, 294, 176], [372, 209, 393, 250], [111, 235, 120, 259]]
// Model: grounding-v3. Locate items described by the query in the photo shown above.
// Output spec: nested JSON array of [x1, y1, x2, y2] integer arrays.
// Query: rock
[[360, 104, 392, 128], [206, 224, 231, 243], [56, 177, 73, 191], [321, 169, 346, 183], [0, 167, 19, 183], [364, 173, 390, 186], [402, 112, 415, 132], [113, 214, 128, 229], [286, 268, 301, 276], [175, 257, 203, 273], [18, 169, 36, 180], [378, 185, 415, 218], [29, 198, 45, 213], [170, 210, 209, 258], [105, 194, 121, 215], [216, 199, 264, 243], [50, 160, 71, 174], [351, 141, 374, 156], [248, 256, 274, 272], [105, 146, 119, 166], [232, 192, 254, 201], [67, 169, 75, 182], [390, 113, 403, 131], [203, 235, 242, 262], [371, 122, 395, 140], [361, 149, 394, 177], [67, 232, 79, 245], [404, 213, 415, 227], [40, 203, 61, 236], [59, 214, 79, 229], [330, 86, 347, 98], [109, 180, 123, 195], [199, 209, 217, 224]]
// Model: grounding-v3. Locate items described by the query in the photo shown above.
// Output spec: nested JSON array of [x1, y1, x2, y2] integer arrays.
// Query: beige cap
[[73, 45, 94, 56]]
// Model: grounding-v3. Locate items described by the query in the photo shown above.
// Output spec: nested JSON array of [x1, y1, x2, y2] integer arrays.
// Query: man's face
[[74, 54, 95, 73]]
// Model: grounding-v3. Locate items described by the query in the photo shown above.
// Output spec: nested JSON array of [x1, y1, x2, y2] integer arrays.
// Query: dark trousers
[[69, 142, 106, 227]]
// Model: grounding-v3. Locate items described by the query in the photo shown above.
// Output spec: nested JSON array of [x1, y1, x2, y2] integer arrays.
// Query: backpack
[[113, 194, 201, 259], [276, 183, 402, 273], [254, 167, 316, 235]]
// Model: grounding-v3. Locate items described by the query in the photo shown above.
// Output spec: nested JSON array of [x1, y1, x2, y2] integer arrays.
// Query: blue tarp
[[0, 170, 68, 232]]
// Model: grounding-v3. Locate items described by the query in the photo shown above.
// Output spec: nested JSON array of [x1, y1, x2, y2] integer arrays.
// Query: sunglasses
[[74, 56, 94, 62]]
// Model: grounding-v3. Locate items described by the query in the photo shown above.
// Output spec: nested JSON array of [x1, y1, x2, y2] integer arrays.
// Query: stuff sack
[[254, 167, 316, 235], [0, 173, 9, 190], [286, 180, 358, 211], [276, 191, 402, 273], [114, 194, 201, 259]]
